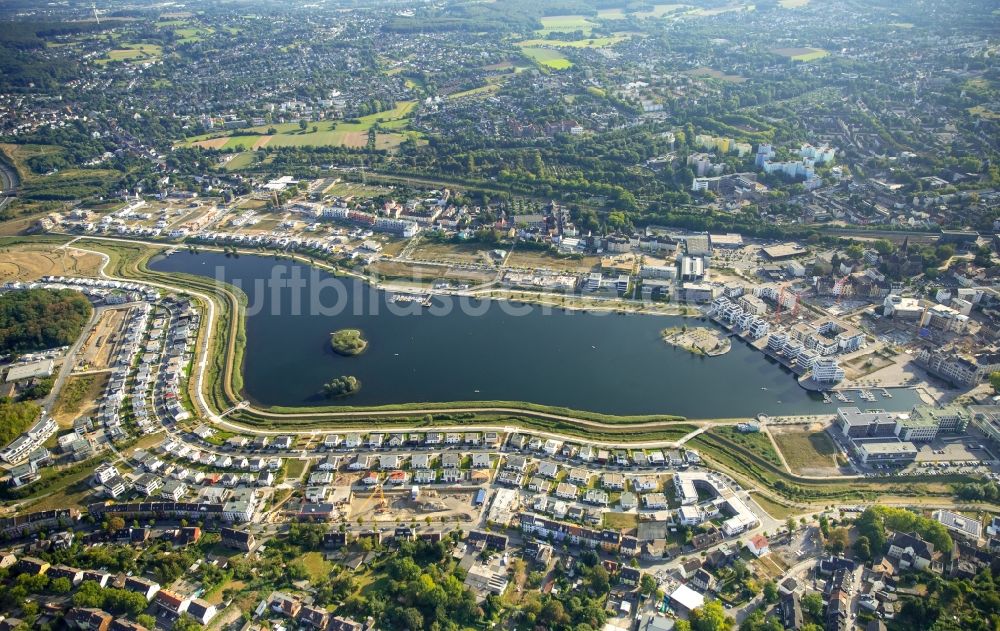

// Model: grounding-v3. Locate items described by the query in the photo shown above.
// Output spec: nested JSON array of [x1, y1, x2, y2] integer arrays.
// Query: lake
[[149, 252, 922, 418]]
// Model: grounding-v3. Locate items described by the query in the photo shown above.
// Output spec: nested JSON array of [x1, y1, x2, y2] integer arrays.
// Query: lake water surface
[[150, 252, 922, 418]]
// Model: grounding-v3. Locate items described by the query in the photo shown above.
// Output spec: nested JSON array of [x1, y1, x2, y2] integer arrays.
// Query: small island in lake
[[330, 328, 368, 356], [323, 375, 361, 398], [661, 326, 731, 357]]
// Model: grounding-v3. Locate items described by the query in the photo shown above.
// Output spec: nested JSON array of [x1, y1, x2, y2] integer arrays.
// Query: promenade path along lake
[[150, 252, 922, 417]]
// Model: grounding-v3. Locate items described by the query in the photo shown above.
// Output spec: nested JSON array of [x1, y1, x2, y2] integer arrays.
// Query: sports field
[[521, 47, 573, 70]]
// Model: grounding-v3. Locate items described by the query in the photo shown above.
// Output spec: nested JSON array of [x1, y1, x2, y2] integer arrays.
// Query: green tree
[[690, 600, 733, 631], [762, 580, 779, 603], [640, 573, 658, 596], [990, 371, 1000, 394], [49, 577, 72, 594], [853, 535, 872, 561], [801, 592, 824, 620]]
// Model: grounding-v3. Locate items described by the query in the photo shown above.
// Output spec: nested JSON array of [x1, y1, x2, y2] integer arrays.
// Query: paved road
[[0, 158, 18, 194]]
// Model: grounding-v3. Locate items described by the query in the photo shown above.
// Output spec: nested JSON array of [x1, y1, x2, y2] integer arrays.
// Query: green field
[[598, 3, 688, 19], [517, 36, 626, 49], [521, 47, 573, 70], [633, 4, 689, 17], [448, 84, 501, 100], [95, 43, 163, 65], [772, 47, 829, 61], [182, 101, 420, 151], [173, 27, 214, 43], [323, 181, 391, 198], [536, 15, 597, 35], [224, 152, 256, 171]]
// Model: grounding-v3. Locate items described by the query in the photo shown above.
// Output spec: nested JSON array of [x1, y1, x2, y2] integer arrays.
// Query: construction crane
[[355, 482, 390, 518]]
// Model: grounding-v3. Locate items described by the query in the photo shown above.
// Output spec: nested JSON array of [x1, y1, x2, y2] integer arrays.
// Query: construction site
[[348, 485, 481, 524], [76, 307, 129, 371]]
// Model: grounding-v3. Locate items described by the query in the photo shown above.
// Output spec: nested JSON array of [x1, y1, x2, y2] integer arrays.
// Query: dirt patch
[[0, 245, 103, 281], [349, 487, 479, 524], [251, 135, 272, 150]]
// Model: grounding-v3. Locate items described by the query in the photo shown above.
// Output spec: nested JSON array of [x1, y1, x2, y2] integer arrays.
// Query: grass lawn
[[521, 47, 573, 70], [750, 492, 800, 521], [300, 551, 333, 582], [684, 66, 747, 83], [771, 47, 829, 61], [772, 429, 838, 474], [285, 458, 309, 480], [224, 152, 256, 171], [448, 84, 501, 100], [323, 181, 391, 197], [603, 512, 639, 531], [536, 15, 597, 35], [173, 27, 214, 43], [710, 427, 783, 467], [95, 43, 163, 65], [182, 101, 419, 151]]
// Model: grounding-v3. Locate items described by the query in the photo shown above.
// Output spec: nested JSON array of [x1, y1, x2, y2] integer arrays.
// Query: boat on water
[[822, 393, 832, 403], [881, 388, 892, 398]]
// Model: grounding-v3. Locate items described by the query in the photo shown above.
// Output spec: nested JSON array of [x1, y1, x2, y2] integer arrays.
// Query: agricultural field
[[521, 47, 573, 70], [771, 47, 829, 61], [771, 426, 842, 476], [536, 15, 598, 35], [94, 43, 163, 65]]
